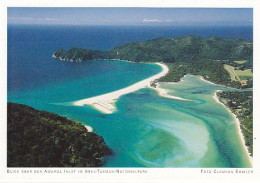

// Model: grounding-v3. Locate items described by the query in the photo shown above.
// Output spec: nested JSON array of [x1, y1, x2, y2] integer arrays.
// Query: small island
[[7, 103, 112, 167]]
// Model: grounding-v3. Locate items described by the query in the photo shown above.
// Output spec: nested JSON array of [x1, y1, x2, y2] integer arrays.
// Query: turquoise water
[[8, 60, 161, 104], [8, 61, 251, 167], [8, 25, 252, 168], [95, 75, 251, 167]]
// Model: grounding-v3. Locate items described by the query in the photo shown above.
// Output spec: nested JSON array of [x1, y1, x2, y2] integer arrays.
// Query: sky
[[7, 8, 253, 26]]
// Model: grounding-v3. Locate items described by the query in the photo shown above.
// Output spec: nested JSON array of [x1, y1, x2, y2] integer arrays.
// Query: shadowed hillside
[[7, 103, 112, 167]]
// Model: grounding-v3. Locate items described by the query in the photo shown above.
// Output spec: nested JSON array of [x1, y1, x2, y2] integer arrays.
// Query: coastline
[[73, 62, 169, 114], [84, 125, 93, 132], [149, 83, 188, 101], [213, 90, 253, 165], [71, 60, 252, 166], [199, 76, 228, 88], [160, 74, 253, 165], [199, 76, 218, 86]]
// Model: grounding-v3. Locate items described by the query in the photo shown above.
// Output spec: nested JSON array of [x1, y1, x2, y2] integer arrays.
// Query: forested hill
[[53, 47, 110, 62], [53, 36, 253, 63], [53, 36, 253, 88], [110, 36, 252, 63], [7, 103, 112, 167]]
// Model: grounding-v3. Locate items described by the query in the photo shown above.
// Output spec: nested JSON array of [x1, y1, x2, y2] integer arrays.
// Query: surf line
[[73, 62, 187, 114]]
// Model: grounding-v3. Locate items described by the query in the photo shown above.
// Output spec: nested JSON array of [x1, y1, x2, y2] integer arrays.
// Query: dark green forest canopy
[[7, 103, 112, 167], [111, 36, 252, 62], [53, 47, 110, 61], [53, 36, 253, 63], [53, 35, 253, 88]]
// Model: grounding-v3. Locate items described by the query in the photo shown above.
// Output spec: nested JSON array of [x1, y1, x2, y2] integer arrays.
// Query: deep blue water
[[7, 25, 252, 167], [8, 25, 252, 50], [8, 25, 253, 93]]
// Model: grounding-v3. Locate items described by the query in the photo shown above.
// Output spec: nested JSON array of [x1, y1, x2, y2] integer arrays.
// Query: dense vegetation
[[110, 36, 252, 62], [52, 35, 254, 159], [53, 35, 252, 88], [54, 36, 252, 63], [7, 103, 112, 167], [217, 91, 253, 156], [53, 47, 109, 61], [158, 60, 244, 88]]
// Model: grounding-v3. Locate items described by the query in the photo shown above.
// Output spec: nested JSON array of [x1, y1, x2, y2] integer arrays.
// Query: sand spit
[[73, 63, 169, 114], [149, 83, 188, 101]]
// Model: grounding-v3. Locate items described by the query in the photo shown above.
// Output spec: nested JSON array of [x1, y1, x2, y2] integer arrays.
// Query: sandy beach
[[199, 76, 218, 86], [74, 61, 252, 166], [213, 90, 253, 165], [73, 71, 223, 114], [162, 74, 218, 87], [149, 83, 188, 101], [199, 76, 229, 88], [73, 63, 169, 114], [84, 125, 93, 132]]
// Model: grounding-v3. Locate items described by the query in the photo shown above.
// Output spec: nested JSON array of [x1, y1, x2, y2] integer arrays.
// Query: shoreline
[[149, 83, 188, 101], [199, 76, 227, 88], [213, 90, 253, 166], [199, 76, 219, 86], [66, 58, 252, 166], [84, 125, 93, 132], [71, 59, 252, 165], [73, 62, 169, 114], [160, 74, 253, 166]]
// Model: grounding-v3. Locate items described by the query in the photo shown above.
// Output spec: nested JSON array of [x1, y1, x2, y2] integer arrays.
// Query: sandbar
[[73, 63, 169, 114], [149, 83, 188, 101]]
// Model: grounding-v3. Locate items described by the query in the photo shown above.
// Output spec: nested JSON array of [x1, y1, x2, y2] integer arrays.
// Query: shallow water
[[97, 75, 251, 167], [9, 70, 251, 167], [7, 25, 252, 168]]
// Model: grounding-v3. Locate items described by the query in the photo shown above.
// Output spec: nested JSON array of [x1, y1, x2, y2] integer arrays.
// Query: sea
[[7, 24, 252, 167]]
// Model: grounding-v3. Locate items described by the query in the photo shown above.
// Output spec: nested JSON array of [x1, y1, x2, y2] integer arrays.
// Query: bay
[[7, 25, 252, 167]]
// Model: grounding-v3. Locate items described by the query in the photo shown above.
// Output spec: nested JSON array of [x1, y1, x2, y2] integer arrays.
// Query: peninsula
[[53, 35, 253, 88], [73, 63, 173, 114], [53, 35, 253, 157]]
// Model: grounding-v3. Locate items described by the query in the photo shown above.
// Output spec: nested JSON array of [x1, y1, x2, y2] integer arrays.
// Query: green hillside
[[53, 35, 253, 88], [53, 47, 109, 61], [54, 36, 253, 63], [7, 103, 112, 167], [110, 36, 252, 62]]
